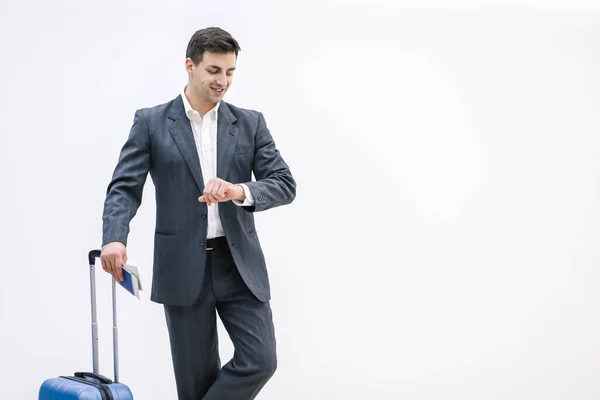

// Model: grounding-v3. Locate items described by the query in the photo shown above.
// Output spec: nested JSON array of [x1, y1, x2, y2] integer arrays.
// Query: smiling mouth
[[211, 87, 225, 94]]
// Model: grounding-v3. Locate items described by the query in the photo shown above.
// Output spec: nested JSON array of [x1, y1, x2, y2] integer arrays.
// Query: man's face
[[187, 51, 237, 104]]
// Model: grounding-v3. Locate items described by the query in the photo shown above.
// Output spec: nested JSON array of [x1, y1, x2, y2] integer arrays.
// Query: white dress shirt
[[181, 88, 254, 239]]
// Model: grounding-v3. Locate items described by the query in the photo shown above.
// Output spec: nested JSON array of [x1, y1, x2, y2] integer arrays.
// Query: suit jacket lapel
[[216, 102, 239, 181], [168, 95, 205, 193]]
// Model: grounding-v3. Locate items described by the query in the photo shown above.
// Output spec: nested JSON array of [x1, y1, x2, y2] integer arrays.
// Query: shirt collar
[[181, 87, 220, 121]]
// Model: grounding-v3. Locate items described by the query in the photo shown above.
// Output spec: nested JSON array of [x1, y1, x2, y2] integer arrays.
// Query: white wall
[[1, 0, 599, 399]]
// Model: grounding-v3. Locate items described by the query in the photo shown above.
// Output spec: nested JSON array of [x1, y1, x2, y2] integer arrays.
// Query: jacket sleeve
[[101, 109, 151, 246], [241, 112, 296, 213]]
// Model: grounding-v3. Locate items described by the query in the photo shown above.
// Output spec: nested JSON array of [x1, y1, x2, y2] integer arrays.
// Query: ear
[[185, 58, 194, 77]]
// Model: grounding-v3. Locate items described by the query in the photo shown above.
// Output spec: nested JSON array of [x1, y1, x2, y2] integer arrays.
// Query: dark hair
[[186, 27, 241, 65]]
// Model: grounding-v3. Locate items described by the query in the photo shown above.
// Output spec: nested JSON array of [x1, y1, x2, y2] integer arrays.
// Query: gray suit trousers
[[164, 237, 277, 399]]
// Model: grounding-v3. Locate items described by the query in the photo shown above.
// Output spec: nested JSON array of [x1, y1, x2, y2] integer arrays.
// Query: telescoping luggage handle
[[87, 249, 120, 384]]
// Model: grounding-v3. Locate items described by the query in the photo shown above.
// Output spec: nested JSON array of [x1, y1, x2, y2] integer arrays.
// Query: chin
[[207, 91, 221, 99]]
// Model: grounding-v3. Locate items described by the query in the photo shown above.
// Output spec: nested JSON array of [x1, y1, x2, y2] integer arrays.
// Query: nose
[[216, 74, 227, 87]]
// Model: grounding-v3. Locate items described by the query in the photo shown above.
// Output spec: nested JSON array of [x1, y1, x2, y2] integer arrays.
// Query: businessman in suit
[[99, 27, 296, 399]]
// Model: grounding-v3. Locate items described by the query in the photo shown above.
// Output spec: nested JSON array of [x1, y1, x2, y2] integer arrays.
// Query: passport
[[118, 264, 143, 299]]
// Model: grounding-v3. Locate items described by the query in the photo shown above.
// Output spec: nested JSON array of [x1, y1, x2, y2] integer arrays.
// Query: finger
[[212, 181, 224, 199], [106, 256, 115, 279], [108, 256, 116, 281], [116, 255, 124, 282], [199, 194, 214, 205], [111, 255, 119, 281], [218, 182, 229, 199], [205, 190, 218, 204], [205, 178, 215, 188], [210, 184, 219, 199], [117, 264, 124, 282], [203, 180, 215, 195], [218, 182, 229, 198], [205, 179, 222, 193], [199, 195, 213, 205], [203, 183, 216, 204]]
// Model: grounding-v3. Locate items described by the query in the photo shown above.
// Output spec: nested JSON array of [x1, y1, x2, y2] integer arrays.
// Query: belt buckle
[[207, 247, 214, 251]]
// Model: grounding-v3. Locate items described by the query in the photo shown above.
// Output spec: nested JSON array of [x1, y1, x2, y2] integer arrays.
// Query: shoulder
[[121, 96, 182, 141], [137, 96, 180, 118], [223, 101, 264, 123]]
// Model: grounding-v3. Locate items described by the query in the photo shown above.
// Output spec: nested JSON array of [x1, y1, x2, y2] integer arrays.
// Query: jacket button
[[201, 213, 207, 219], [200, 240, 205, 246]]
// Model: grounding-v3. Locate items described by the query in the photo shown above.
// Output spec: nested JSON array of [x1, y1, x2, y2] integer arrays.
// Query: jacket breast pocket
[[234, 144, 254, 155], [155, 231, 175, 237]]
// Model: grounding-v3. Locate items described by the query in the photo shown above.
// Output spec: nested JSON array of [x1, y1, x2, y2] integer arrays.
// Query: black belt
[[206, 236, 227, 250]]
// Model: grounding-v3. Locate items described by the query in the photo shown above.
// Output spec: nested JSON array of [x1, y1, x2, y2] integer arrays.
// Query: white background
[[1, 0, 599, 399]]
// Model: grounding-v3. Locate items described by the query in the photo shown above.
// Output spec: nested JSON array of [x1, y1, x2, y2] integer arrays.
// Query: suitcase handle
[[88, 250, 101, 266], [88, 249, 120, 383], [74, 371, 113, 384]]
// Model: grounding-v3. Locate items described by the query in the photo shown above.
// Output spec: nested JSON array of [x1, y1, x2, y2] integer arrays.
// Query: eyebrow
[[206, 65, 236, 71]]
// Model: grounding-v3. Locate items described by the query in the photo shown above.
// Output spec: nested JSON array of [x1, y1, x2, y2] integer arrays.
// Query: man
[[100, 27, 296, 399]]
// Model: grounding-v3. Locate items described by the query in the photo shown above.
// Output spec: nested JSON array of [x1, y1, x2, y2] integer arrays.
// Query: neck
[[184, 85, 217, 117]]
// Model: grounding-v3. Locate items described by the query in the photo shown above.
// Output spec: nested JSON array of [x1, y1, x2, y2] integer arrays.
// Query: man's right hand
[[101, 242, 127, 282]]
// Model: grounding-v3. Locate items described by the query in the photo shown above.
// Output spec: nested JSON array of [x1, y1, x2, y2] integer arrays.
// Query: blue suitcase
[[39, 250, 135, 399]]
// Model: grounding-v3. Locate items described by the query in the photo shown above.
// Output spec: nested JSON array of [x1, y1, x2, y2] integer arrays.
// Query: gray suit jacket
[[101, 95, 296, 307]]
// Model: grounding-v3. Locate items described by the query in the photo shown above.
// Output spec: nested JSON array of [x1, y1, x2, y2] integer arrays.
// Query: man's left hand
[[198, 178, 245, 206]]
